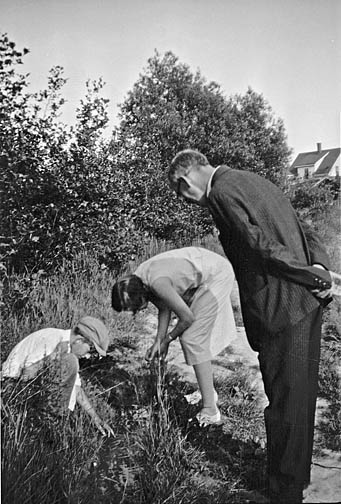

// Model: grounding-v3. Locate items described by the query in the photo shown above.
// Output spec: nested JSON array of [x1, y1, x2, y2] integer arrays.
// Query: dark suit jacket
[[207, 166, 331, 349]]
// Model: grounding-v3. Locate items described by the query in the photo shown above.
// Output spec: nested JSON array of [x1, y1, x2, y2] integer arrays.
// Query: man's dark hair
[[168, 149, 209, 185]]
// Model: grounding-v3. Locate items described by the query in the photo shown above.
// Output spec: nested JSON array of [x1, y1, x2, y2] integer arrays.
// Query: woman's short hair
[[111, 275, 147, 314]]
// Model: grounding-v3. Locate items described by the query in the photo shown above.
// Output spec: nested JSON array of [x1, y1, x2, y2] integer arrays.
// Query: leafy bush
[[1, 35, 294, 275], [318, 331, 341, 451], [286, 180, 335, 218]]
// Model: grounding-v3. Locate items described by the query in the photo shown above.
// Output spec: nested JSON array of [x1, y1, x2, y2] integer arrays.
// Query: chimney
[[317, 142, 322, 152]]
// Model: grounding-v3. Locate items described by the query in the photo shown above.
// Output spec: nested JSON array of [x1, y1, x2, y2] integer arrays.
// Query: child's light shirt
[[2, 328, 81, 410]]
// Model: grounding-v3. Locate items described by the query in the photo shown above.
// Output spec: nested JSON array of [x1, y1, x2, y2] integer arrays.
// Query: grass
[[1, 375, 105, 503], [313, 202, 341, 452], [1, 201, 340, 502], [0, 240, 265, 503]]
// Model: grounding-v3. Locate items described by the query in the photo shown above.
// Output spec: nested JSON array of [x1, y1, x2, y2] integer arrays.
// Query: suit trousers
[[257, 307, 322, 501]]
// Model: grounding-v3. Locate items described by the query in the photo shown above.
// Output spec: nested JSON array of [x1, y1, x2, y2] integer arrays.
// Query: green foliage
[[112, 51, 292, 243], [0, 34, 118, 274], [1, 370, 107, 503], [0, 34, 70, 272], [125, 371, 206, 504], [286, 180, 335, 218], [313, 204, 341, 452], [1, 37, 293, 274], [0, 245, 263, 503], [116, 51, 291, 180], [2, 236, 340, 502], [73, 78, 109, 148], [225, 89, 291, 185], [318, 331, 341, 451]]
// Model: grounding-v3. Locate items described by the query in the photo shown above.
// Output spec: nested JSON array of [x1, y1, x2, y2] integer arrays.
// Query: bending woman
[[111, 246, 236, 426]]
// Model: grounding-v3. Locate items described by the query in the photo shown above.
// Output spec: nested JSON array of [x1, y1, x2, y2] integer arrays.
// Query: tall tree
[[0, 34, 115, 273], [111, 51, 291, 241], [0, 34, 71, 272], [225, 88, 292, 184], [115, 51, 232, 165]]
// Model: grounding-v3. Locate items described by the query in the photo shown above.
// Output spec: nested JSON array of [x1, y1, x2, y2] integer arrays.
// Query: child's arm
[[76, 385, 114, 436]]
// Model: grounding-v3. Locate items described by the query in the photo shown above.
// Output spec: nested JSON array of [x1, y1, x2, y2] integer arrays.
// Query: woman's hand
[[145, 339, 170, 362]]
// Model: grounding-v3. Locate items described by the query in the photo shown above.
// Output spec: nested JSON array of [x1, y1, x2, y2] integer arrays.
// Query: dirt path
[[139, 308, 341, 503]]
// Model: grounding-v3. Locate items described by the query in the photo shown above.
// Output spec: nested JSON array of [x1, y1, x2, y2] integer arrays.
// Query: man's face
[[173, 168, 207, 206]]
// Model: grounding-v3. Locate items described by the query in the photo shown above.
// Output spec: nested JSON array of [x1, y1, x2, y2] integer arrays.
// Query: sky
[[2, 0, 341, 161]]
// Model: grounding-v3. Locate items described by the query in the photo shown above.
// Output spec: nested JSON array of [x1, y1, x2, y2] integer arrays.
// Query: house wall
[[297, 166, 315, 179], [292, 151, 340, 179]]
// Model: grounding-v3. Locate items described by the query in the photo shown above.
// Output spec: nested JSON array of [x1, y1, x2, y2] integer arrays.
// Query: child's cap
[[75, 316, 109, 356]]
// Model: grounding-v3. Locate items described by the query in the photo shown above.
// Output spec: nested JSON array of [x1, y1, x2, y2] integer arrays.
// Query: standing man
[[168, 149, 332, 503]]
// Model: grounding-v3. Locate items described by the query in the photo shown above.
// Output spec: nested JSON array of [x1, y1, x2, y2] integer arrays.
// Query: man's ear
[[184, 179, 191, 189], [177, 176, 191, 195], [179, 175, 191, 187]]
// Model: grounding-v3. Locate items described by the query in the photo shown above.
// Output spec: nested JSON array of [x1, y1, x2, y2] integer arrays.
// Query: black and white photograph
[[1, 1, 340, 502]]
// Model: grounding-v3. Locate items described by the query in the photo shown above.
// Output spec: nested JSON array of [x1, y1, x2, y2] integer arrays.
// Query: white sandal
[[184, 389, 218, 405], [195, 408, 221, 427]]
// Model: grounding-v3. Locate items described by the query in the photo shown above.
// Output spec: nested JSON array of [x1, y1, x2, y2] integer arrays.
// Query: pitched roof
[[314, 148, 341, 175], [290, 148, 340, 175]]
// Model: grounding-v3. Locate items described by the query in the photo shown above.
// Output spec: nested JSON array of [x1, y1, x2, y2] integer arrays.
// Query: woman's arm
[[156, 306, 172, 342], [152, 277, 195, 339], [145, 305, 171, 361], [145, 277, 195, 362], [76, 385, 114, 436]]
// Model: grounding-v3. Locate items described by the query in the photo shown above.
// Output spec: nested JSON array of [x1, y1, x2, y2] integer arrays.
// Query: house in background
[[289, 143, 340, 180]]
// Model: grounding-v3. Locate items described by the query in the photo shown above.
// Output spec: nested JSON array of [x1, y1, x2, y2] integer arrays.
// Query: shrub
[[1, 36, 294, 275], [286, 180, 335, 218]]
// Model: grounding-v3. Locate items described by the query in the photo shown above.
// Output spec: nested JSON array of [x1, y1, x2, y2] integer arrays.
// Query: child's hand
[[101, 422, 115, 437], [95, 418, 115, 437]]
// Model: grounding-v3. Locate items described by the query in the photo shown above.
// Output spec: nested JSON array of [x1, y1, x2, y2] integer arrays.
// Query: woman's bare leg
[[193, 360, 218, 416]]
